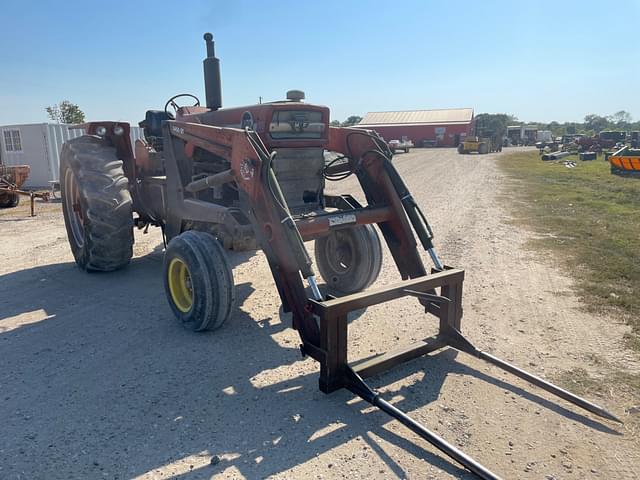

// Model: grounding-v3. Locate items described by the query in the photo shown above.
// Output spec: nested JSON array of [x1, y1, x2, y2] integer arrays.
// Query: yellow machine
[[458, 136, 490, 154]]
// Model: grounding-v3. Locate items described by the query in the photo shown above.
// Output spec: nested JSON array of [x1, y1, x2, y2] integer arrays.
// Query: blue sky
[[1, 0, 638, 125]]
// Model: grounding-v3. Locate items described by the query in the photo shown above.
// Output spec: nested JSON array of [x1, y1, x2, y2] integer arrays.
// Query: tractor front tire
[[478, 143, 489, 154], [0, 193, 19, 208], [60, 135, 134, 271], [315, 224, 382, 294], [163, 231, 235, 332], [457, 144, 465, 154]]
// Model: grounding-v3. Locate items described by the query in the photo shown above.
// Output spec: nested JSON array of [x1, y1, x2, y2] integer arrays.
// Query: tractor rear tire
[[163, 231, 235, 332], [60, 135, 134, 271], [478, 143, 489, 154], [314, 224, 382, 294], [457, 144, 465, 154], [0, 193, 19, 208]]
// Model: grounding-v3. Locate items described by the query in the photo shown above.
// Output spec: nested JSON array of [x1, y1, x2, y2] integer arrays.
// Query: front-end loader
[[60, 33, 619, 479], [457, 136, 491, 154]]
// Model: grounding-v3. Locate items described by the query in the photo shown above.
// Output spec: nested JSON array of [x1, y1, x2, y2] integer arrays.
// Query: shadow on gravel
[[372, 349, 620, 436], [0, 217, 33, 223], [0, 247, 618, 480]]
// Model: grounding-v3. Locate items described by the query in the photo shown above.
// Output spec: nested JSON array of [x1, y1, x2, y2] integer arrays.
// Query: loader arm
[[328, 127, 444, 271], [327, 127, 428, 278], [162, 122, 444, 349]]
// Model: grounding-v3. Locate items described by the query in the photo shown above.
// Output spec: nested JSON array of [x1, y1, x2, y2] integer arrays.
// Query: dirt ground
[[1, 147, 639, 480]]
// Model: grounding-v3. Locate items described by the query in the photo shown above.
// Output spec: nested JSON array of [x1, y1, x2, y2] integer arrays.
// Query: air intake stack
[[203, 33, 222, 110]]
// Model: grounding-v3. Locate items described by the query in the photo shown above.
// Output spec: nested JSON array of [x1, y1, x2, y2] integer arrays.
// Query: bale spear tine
[[346, 368, 503, 480], [443, 327, 622, 423]]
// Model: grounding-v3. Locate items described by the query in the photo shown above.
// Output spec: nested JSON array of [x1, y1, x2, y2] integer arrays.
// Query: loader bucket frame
[[163, 121, 619, 480]]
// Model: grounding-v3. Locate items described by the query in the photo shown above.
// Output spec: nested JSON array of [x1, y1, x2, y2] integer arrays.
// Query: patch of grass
[[554, 367, 606, 396], [499, 150, 640, 349], [554, 366, 640, 409]]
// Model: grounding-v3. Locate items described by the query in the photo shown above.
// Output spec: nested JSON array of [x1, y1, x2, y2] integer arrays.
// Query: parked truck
[[388, 136, 413, 153]]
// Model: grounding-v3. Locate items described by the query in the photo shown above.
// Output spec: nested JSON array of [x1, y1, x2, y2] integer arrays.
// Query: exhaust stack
[[203, 33, 222, 111]]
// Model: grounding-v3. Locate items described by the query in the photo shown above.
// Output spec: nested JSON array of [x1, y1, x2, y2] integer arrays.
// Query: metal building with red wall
[[356, 108, 474, 147]]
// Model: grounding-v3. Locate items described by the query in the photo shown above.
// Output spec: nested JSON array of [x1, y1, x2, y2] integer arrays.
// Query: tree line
[[543, 111, 639, 136], [457, 111, 639, 139]]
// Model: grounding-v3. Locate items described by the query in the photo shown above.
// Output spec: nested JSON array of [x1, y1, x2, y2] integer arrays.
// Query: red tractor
[[577, 131, 626, 152], [60, 34, 618, 479]]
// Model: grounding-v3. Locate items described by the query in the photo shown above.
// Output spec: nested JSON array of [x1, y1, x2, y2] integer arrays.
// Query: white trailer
[[537, 130, 553, 143], [0, 123, 143, 187], [506, 125, 539, 146]]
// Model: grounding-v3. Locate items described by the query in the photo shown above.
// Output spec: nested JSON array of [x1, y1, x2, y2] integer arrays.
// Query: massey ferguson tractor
[[60, 34, 619, 479]]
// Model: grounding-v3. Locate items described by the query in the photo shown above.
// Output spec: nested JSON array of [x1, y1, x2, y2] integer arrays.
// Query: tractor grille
[[271, 148, 325, 215]]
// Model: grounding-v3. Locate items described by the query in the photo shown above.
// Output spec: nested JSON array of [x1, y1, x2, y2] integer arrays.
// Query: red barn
[[356, 108, 474, 147]]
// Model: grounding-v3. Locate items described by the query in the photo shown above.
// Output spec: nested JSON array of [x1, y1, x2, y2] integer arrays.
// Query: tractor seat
[[139, 110, 174, 140]]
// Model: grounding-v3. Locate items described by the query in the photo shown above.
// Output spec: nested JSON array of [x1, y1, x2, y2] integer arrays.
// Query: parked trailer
[[0, 123, 144, 187], [0, 164, 50, 215], [506, 125, 538, 146], [0, 165, 30, 208]]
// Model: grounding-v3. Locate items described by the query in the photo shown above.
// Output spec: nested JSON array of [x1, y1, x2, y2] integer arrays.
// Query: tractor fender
[[72, 122, 137, 185]]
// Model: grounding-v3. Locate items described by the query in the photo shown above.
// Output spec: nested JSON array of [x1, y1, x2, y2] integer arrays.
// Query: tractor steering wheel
[[164, 94, 201, 115]]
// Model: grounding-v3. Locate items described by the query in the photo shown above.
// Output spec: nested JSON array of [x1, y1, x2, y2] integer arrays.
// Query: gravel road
[[1, 147, 638, 479]]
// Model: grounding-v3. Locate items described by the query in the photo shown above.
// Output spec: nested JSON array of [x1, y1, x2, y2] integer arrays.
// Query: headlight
[[270, 110, 324, 139], [95, 126, 107, 136], [113, 126, 124, 136]]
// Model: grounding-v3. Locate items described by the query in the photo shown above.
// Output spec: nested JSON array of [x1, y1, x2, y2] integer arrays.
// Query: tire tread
[[60, 135, 133, 271]]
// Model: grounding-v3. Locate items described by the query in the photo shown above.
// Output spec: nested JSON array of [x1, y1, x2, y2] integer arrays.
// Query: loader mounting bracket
[[305, 267, 463, 393]]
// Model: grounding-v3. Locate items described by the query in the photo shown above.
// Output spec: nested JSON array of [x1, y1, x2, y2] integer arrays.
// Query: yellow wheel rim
[[168, 257, 193, 313]]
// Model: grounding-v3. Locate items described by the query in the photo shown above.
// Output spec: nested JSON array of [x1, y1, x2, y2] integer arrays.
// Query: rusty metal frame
[[0, 169, 50, 217], [306, 267, 463, 392], [0, 187, 50, 216]]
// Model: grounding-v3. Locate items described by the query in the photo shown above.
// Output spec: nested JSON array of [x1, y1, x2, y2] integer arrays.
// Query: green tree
[[583, 114, 610, 134], [46, 100, 86, 124], [474, 113, 516, 139], [330, 120, 341, 127], [611, 110, 632, 128], [341, 115, 362, 127]]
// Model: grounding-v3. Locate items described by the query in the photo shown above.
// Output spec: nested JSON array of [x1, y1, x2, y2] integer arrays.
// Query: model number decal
[[171, 125, 184, 135], [240, 159, 255, 180], [328, 213, 356, 227]]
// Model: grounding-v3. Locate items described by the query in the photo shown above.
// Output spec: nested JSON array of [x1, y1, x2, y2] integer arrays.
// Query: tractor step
[[303, 268, 619, 479]]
